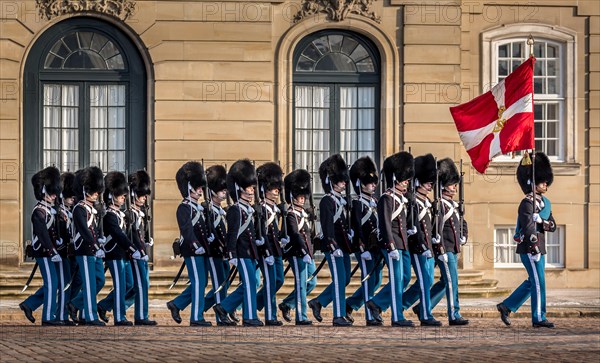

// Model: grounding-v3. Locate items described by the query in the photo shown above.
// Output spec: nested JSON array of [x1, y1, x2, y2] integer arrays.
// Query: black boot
[[365, 300, 382, 323], [213, 304, 235, 326], [243, 319, 264, 327], [42, 320, 65, 326], [265, 319, 284, 326], [61, 320, 77, 326], [420, 318, 442, 327], [115, 319, 133, 326], [191, 320, 213, 327], [332, 317, 353, 326], [166, 301, 182, 324], [392, 319, 415, 327], [496, 303, 511, 326], [87, 320, 106, 326], [135, 319, 158, 326], [67, 303, 79, 323], [19, 302, 35, 324], [97, 305, 109, 323], [229, 311, 240, 323], [345, 303, 354, 323], [278, 303, 291, 323], [295, 320, 313, 326], [449, 317, 469, 326], [533, 320, 555, 328], [366, 319, 383, 326], [308, 299, 323, 322]]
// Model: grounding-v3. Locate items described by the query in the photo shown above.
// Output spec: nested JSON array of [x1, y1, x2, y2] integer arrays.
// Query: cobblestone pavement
[[0, 318, 598, 362]]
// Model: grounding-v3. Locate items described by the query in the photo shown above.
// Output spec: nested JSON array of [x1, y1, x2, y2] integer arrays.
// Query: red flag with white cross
[[450, 57, 536, 174]]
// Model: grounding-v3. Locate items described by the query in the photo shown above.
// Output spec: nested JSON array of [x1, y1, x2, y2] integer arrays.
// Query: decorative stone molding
[[294, 0, 381, 23], [36, 0, 135, 21]]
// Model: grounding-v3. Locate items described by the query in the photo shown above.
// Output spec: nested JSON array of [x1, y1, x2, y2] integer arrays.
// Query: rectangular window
[[42, 84, 80, 171], [89, 84, 126, 171], [494, 225, 565, 268]]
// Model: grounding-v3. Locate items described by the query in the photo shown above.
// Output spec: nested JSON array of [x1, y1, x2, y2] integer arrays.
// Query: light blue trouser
[[402, 253, 435, 321], [25, 258, 70, 321], [282, 259, 316, 309], [172, 256, 207, 322], [316, 252, 351, 319], [503, 254, 547, 323], [290, 256, 309, 322], [220, 258, 258, 320], [131, 258, 152, 321], [257, 256, 284, 311], [346, 252, 383, 321], [426, 251, 462, 321], [22, 257, 59, 322], [256, 257, 278, 321], [371, 249, 406, 322], [98, 259, 134, 322], [68, 256, 82, 303], [204, 257, 229, 321], [72, 256, 105, 322]]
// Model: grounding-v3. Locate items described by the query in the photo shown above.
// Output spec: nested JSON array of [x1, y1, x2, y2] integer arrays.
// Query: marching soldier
[[308, 154, 353, 327], [213, 159, 264, 327], [19, 166, 64, 326], [255, 162, 286, 325], [128, 170, 157, 326], [171, 162, 212, 326], [366, 152, 415, 327], [415, 158, 469, 326], [497, 152, 556, 328], [57, 172, 78, 325], [97, 171, 140, 326], [402, 154, 442, 326], [345, 156, 383, 326], [69, 166, 107, 326]]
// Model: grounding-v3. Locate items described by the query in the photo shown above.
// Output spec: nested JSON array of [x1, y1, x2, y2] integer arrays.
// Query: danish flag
[[450, 57, 536, 173]]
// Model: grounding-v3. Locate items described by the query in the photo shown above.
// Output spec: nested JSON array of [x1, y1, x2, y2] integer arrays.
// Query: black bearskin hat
[[129, 170, 151, 197], [176, 161, 206, 198], [437, 158, 460, 187], [104, 171, 129, 202], [318, 154, 349, 193], [226, 159, 257, 202], [75, 166, 104, 199], [349, 156, 378, 195], [60, 172, 77, 199], [32, 166, 61, 201], [206, 165, 227, 192], [382, 152, 414, 187], [414, 154, 437, 186], [257, 162, 283, 195], [516, 152, 554, 194], [284, 169, 312, 204]]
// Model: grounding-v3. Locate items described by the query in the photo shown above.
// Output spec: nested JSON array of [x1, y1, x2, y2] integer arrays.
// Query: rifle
[[306, 169, 323, 282], [408, 147, 418, 235], [458, 159, 465, 239], [202, 159, 218, 246], [252, 161, 264, 242], [142, 169, 152, 258], [432, 158, 446, 256]]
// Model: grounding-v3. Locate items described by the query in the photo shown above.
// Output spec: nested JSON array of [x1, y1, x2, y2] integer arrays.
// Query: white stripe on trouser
[[442, 260, 455, 319], [42, 258, 53, 322], [190, 257, 199, 321], [360, 258, 372, 320], [133, 260, 144, 320], [293, 257, 301, 318], [388, 254, 397, 322], [331, 255, 340, 317], [263, 259, 271, 320], [208, 258, 221, 304], [113, 260, 121, 321], [240, 259, 253, 319], [82, 257, 93, 321], [58, 260, 65, 321], [413, 254, 428, 320], [528, 257, 542, 322]]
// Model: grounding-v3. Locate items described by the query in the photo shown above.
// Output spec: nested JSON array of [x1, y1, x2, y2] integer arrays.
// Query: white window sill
[[486, 161, 581, 176]]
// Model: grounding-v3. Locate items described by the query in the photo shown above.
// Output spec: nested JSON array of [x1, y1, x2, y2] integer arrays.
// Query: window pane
[[358, 109, 375, 129], [44, 107, 60, 128], [44, 129, 60, 149], [356, 59, 374, 72], [62, 151, 78, 171], [512, 42, 522, 58], [312, 109, 329, 129], [358, 87, 374, 107], [44, 85, 61, 106], [295, 86, 312, 107], [349, 44, 368, 62], [43, 151, 60, 168], [90, 108, 107, 128], [340, 87, 357, 108], [108, 151, 126, 171], [91, 129, 107, 150], [312, 36, 330, 55], [498, 60, 508, 76], [358, 131, 374, 150], [547, 44, 558, 57], [547, 103, 558, 120], [340, 109, 357, 129], [108, 129, 125, 150], [295, 108, 311, 129], [534, 60, 544, 76], [341, 37, 359, 55], [312, 87, 330, 108], [296, 56, 314, 72], [108, 107, 125, 128], [61, 129, 78, 150], [315, 53, 356, 72], [498, 44, 508, 57], [108, 85, 126, 106], [547, 60, 556, 76], [534, 78, 543, 93], [302, 43, 321, 62], [313, 130, 329, 150], [328, 35, 343, 52], [62, 108, 78, 128], [548, 78, 557, 94]]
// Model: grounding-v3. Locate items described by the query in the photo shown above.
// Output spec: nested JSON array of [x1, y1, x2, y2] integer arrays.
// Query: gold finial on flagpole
[[521, 150, 532, 166], [527, 34, 535, 58]]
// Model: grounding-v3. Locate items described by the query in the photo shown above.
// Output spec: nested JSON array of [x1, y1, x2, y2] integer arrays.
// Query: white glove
[[302, 254, 312, 264], [533, 213, 542, 223], [422, 250, 433, 259], [51, 254, 62, 263], [265, 256, 275, 266], [255, 237, 265, 246], [332, 249, 343, 258], [97, 237, 107, 246], [56, 238, 64, 246], [437, 253, 448, 263], [229, 258, 238, 267], [460, 236, 467, 245], [141, 255, 149, 262], [147, 237, 154, 247], [195, 246, 206, 255], [389, 250, 400, 260], [132, 250, 142, 260], [432, 234, 441, 244], [280, 237, 290, 246], [360, 251, 372, 261], [347, 229, 354, 241], [407, 226, 417, 236], [207, 233, 215, 244], [95, 249, 105, 259], [528, 253, 541, 263]]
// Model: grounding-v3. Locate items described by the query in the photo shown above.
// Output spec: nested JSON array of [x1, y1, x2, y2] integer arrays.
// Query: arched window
[[293, 30, 380, 194], [23, 17, 147, 250]]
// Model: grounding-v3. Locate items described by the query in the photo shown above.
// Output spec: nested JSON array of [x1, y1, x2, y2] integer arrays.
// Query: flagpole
[[527, 34, 537, 224]]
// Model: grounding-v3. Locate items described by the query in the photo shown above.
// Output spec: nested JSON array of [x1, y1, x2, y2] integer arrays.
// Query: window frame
[[493, 225, 565, 269]]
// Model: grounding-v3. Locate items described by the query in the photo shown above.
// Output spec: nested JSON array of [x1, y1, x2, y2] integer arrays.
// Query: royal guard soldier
[[415, 158, 469, 326], [497, 152, 556, 328], [366, 151, 415, 327], [308, 154, 353, 327], [96, 172, 141, 326], [170, 162, 212, 326], [255, 162, 286, 326], [19, 166, 64, 326], [345, 156, 383, 326], [127, 170, 157, 326], [69, 166, 107, 326], [213, 159, 264, 327], [402, 154, 442, 326]]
